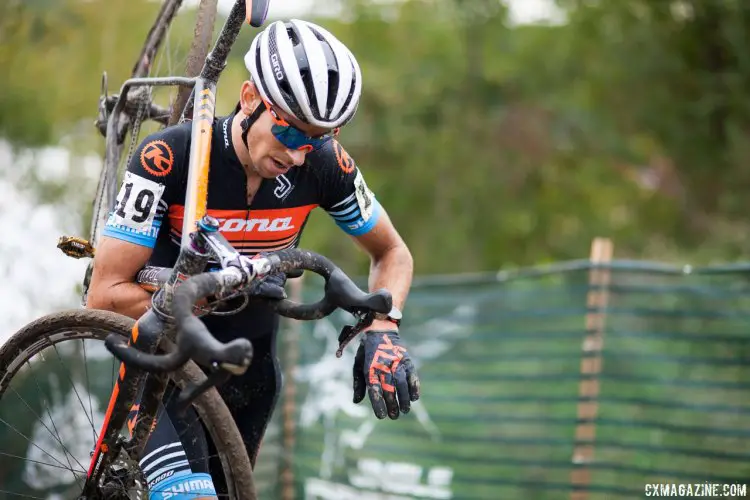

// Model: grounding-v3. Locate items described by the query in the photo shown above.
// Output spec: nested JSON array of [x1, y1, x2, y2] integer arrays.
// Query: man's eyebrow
[[273, 105, 331, 137]]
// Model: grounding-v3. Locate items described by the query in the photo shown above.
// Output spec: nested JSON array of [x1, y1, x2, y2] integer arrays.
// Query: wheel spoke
[[50, 343, 97, 431], [9, 382, 88, 477], [0, 416, 75, 473], [0, 490, 49, 499], [0, 450, 86, 474], [81, 339, 98, 443]]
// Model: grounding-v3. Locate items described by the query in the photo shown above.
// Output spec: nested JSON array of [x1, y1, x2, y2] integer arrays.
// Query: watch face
[[388, 306, 403, 320], [375, 310, 400, 323]]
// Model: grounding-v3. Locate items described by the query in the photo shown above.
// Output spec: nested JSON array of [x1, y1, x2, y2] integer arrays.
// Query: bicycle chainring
[[81, 448, 148, 500]]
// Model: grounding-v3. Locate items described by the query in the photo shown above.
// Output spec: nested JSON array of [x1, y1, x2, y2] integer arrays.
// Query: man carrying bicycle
[[87, 18, 420, 499]]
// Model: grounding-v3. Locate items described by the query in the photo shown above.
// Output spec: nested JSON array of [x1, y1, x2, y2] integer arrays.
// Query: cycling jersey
[[104, 111, 382, 336], [103, 113, 381, 255], [101, 111, 383, 498]]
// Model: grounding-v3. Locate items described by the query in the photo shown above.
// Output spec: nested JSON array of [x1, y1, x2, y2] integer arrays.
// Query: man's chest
[[166, 172, 319, 254]]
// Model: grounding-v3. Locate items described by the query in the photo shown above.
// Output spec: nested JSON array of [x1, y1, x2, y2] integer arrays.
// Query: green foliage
[[551, 0, 750, 256], [0, 0, 159, 147], [3, 0, 750, 275]]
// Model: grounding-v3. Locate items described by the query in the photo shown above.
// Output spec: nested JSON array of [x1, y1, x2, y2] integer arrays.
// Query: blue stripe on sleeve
[[334, 200, 382, 236], [102, 216, 161, 248]]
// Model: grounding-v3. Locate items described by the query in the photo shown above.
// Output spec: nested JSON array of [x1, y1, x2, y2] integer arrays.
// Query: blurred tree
[[554, 0, 750, 254], [0, 0, 202, 224], [3, 0, 750, 276], [297, 0, 669, 272]]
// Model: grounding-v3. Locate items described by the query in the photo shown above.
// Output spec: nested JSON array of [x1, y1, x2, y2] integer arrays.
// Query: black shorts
[[137, 304, 281, 498]]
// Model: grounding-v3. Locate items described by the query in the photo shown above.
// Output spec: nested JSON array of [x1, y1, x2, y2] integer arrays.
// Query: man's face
[[244, 90, 334, 179]]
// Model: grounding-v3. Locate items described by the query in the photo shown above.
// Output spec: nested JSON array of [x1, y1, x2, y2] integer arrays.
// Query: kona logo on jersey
[[271, 53, 284, 81], [222, 117, 230, 148], [217, 216, 294, 232], [168, 205, 317, 249], [333, 140, 355, 174], [140, 140, 174, 177]]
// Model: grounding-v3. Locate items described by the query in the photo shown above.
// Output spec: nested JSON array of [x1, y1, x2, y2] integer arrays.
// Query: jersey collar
[[218, 113, 244, 171]]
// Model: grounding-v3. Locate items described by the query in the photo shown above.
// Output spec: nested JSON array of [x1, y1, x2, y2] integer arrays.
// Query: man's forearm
[[86, 282, 152, 320], [367, 243, 413, 311]]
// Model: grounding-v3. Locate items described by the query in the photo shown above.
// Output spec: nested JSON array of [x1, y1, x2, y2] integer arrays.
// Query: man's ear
[[239, 81, 261, 115]]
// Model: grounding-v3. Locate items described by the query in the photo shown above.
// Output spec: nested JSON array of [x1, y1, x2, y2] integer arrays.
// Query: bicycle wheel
[[88, 0, 219, 250], [0, 309, 255, 499], [72, 0, 219, 306]]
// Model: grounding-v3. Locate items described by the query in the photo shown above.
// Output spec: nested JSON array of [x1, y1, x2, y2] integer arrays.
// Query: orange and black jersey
[[103, 112, 382, 335], [103, 112, 382, 265]]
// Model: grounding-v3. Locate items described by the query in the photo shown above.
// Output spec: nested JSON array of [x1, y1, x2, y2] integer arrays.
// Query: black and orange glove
[[353, 330, 421, 420], [246, 271, 287, 300], [246, 253, 287, 300]]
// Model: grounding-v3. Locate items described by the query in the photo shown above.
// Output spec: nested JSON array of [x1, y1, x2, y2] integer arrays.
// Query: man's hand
[[353, 329, 420, 420], [247, 271, 287, 300], [195, 270, 286, 315], [245, 253, 288, 300]]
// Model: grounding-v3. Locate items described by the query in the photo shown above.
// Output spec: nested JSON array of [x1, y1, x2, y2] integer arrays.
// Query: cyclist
[[86, 18, 421, 499]]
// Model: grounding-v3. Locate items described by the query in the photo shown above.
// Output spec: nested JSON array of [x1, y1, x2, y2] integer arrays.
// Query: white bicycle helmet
[[245, 19, 363, 129]]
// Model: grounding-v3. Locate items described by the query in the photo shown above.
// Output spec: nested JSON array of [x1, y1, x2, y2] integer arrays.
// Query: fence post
[[570, 237, 613, 500], [281, 274, 304, 500]]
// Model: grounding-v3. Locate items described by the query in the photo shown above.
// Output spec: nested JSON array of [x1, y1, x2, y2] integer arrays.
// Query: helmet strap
[[240, 102, 266, 149]]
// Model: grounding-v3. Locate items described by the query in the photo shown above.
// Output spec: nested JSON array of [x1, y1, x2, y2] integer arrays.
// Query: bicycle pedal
[[57, 235, 96, 259]]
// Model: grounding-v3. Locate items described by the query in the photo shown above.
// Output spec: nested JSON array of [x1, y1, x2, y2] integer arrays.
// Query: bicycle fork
[[84, 310, 168, 493]]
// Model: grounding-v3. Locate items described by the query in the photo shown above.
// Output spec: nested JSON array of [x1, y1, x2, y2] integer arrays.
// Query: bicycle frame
[[85, 1, 250, 492]]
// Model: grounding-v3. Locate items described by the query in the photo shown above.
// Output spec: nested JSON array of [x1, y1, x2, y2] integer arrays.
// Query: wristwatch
[[374, 306, 403, 327]]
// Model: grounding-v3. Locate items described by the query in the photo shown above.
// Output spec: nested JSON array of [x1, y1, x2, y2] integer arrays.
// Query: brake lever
[[336, 311, 376, 358]]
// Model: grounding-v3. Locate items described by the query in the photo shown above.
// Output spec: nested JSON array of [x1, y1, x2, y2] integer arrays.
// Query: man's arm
[[314, 141, 419, 419], [350, 208, 419, 420], [351, 209, 413, 329], [85, 125, 187, 319], [314, 140, 412, 326], [86, 236, 154, 320]]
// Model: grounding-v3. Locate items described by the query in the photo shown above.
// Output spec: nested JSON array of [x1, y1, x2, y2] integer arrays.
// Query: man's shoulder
[[132, 121, 193, 180], [306, 138, 358, 178], [139, 121, 193, 154]]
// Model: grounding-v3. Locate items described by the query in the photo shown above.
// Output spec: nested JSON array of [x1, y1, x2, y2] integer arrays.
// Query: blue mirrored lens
[[272, 124, 330, 151]]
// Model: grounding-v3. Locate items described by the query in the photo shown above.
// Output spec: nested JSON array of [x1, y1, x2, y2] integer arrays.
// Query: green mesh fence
[[280, 260, 750, 500], [3, 258, 748, 499]]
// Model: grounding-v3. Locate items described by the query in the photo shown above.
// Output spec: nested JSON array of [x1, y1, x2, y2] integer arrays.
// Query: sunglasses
[[263, 100, 337, 152]]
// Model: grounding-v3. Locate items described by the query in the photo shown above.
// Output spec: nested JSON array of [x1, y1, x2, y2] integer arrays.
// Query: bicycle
[[0, 0, 399, 498], [1, 241, 394, 498]]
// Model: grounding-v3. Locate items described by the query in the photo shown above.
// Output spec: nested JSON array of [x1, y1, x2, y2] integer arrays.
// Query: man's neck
[[231, 112, 260, 180]]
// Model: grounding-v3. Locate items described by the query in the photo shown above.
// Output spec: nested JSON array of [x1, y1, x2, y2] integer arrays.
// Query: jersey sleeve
[[102, 126, 188, 248], [315, 140, 383, 236]]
